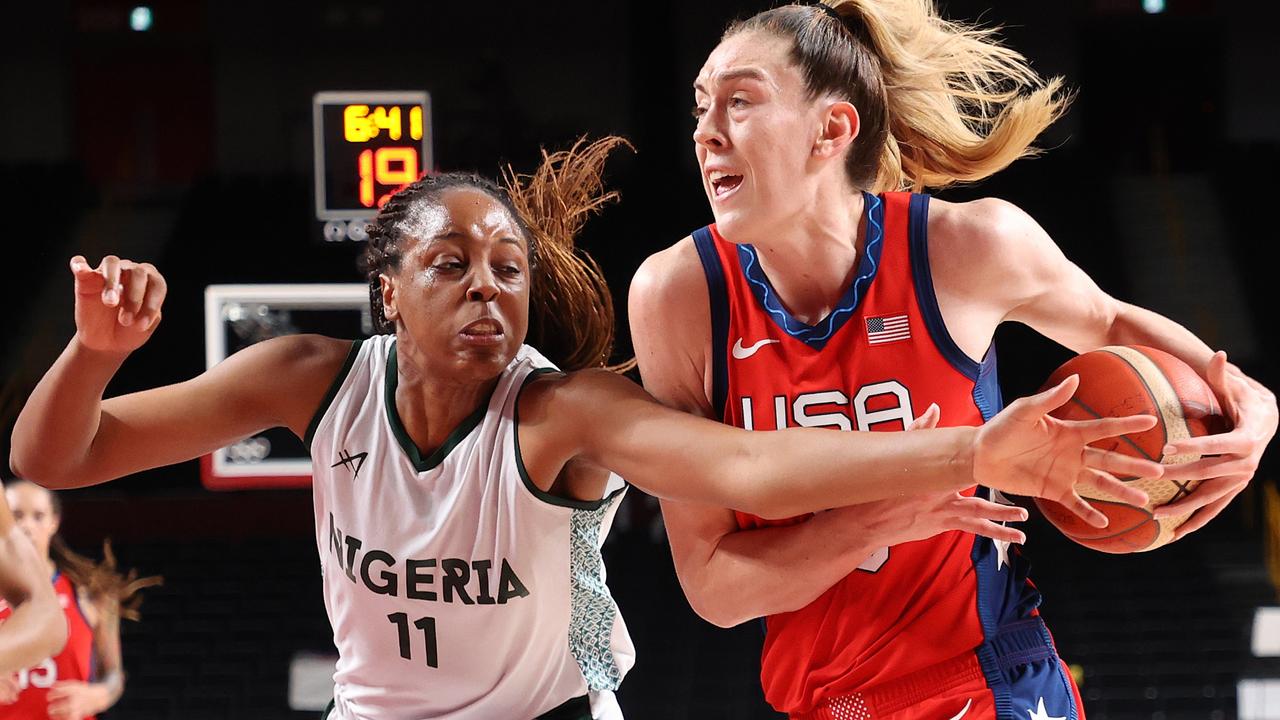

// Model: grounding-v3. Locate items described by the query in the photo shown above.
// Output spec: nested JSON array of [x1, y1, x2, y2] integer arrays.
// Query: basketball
[[1034, 346, 1229, 553]]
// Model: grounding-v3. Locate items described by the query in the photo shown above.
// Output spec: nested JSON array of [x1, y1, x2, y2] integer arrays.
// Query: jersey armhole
[[692, 227, 730, 419], [56, 572, 95, 640], [908, 195, 1003, 418], [908, 194, 986, 382], [513, 369, 628, 511], [303, 339, 364, 450]]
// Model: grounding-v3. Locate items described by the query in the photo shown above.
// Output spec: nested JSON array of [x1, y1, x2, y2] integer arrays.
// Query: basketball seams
[[1100, 346, 1200, 547], [1067, 397, 1155, 463], [1095, 348, 1171, 453], [1100, 347, 1193, 460], [1059, 352, 1166, 512], [1061, 499, 1155, 541]]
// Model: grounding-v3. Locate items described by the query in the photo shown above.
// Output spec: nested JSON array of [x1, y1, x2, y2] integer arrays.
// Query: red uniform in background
[[692, 191, 1084, 719], [0, 574, 95, 720]]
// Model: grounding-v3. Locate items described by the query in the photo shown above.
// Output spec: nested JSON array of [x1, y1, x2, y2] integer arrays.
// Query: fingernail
[[120, 311, 134, 327], [141, 316, 154, 331], [104, 289, 119, 305], [1163, 444, 1177, 456]]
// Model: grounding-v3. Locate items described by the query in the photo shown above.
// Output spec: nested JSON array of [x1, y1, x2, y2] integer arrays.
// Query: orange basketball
[[1033, 345, 1229, 553]]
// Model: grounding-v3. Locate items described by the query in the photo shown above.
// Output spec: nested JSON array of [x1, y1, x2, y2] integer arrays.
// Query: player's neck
[[753, 190, 867, 325], [392, 344, 502, 460]]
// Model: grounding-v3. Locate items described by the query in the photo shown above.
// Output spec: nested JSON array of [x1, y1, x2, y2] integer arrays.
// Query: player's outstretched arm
[[525, 368, 1161, 523], [10, 256, 353, 488], [0, 499, 67, 673]]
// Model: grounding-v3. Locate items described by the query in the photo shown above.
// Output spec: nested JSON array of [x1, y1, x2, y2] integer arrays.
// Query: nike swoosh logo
[[732, 337, 780, 359], [947, 698, 974, 720]]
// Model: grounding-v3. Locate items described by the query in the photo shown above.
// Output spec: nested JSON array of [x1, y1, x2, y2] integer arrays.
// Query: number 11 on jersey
[[388, 612, 438, 668]]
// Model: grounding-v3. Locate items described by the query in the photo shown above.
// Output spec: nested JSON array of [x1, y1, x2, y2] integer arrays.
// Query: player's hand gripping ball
[[1034, 346, 1229, 552]]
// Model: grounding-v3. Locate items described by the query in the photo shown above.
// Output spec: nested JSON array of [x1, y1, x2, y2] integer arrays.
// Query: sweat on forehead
[[400, 188, 526, 244]]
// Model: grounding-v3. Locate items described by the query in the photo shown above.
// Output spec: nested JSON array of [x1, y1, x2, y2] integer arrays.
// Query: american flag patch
[[866, 314, 910, 345]]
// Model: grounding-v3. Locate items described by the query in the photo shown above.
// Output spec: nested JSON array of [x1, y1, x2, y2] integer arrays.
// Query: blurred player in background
[[0, 480, 158, 720], [629, 1, 1279, 718], [0, 492, 66, 682]]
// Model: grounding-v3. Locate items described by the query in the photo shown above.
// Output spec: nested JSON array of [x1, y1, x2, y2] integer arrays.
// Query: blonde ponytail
[[729, 0, 1070, 191]]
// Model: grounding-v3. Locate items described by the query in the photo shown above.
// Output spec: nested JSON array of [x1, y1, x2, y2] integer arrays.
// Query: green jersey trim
[[383, 342, 496, 472], [304, 339, 364, 451]]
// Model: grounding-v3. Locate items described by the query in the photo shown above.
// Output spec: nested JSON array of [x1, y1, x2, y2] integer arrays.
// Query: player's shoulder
[[629, 234, 713, 373], [926, 196, 1034, 251], [631, 235, 708, 311], [520, 367, 633, 408], [924, 196, 1049, 281]]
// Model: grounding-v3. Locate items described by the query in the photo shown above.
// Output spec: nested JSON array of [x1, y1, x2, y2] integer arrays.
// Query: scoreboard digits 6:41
[[313, 91, 432, 232]]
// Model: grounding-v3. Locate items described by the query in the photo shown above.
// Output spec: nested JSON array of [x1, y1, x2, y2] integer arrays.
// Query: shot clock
[[313, 91, 432, 239]]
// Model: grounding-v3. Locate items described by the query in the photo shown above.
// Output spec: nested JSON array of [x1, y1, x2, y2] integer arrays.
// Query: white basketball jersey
[[307, 334, 634, 720]]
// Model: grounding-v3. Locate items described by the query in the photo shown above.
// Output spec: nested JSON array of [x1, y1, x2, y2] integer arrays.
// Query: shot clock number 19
[[313, 91, 433, 235]]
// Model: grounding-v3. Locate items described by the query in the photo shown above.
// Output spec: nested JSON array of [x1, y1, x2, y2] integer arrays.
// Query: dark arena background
[[2, 0, 1278, 718]]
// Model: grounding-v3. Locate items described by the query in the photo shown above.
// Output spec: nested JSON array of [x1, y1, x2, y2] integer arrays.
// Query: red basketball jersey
[[0, 573, 96, 720], [692, 192, 1042, 715]]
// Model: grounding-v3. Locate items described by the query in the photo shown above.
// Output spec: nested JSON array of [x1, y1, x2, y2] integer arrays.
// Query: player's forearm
[[682, 516, 876, 627], [730, 426, 975, 520], [1096, 303, 1215, 374], [10, 337, 128, 487]]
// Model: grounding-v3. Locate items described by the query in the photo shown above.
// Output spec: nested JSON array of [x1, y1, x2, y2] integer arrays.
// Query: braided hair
[[362, 136, 632, 371]]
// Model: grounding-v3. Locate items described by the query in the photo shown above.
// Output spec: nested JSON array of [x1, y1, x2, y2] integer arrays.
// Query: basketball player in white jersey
[[10, 138, 1163, 720], [0, 493, 67, 679]]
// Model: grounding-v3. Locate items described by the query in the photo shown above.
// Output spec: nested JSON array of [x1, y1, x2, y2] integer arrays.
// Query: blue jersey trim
[[53, 571, 99, 680], [973, 349, 1004, 422], [909, 193, 996, 383], [971, 522, 1016, 719], [736, 192, 884, 351], [692, 227, 730, 419]]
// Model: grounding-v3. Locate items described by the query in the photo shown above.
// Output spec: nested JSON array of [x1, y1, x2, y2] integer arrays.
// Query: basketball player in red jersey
[[628, 2, 1279, 718], [0, 493, 66, 682], [0, 481, 156, 720]]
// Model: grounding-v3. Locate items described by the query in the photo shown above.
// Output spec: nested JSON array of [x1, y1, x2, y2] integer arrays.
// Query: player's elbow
[[702, 600, 761, 628], [679, 574, 759, 628], [9, 448, 49, 487], [700, 606, 755, 629], [8, 450, 78, 490]]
